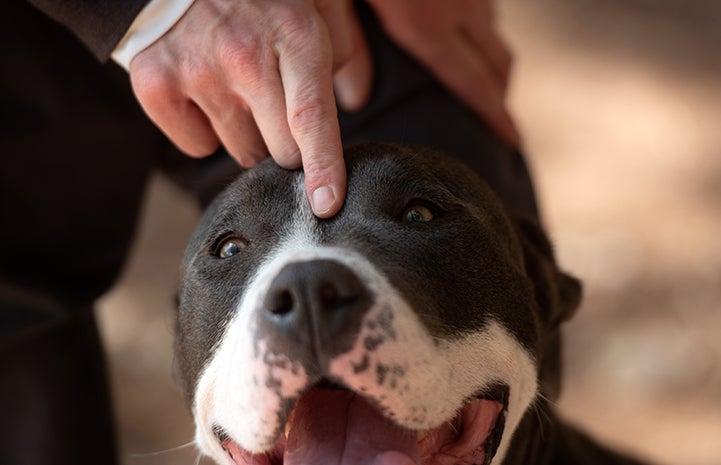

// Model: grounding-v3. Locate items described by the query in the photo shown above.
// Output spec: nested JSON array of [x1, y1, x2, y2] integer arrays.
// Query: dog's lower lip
[[216, 386, 508, 465]]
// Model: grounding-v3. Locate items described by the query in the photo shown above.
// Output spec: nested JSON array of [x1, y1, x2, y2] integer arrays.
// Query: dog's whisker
[[413, 312, 460, 332], [129, 439, 197, 458], [446, 419, 460, 437], [529, 394, 556, 441], [531, 401, 546, 440], [535, 391, 558, 409]]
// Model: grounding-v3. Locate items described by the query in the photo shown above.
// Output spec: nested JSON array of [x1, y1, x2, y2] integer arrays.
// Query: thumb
[[333, 10, 374, 112]]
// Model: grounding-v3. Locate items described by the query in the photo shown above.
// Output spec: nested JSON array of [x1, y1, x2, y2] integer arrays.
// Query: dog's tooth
[[285, 422, 291, 438], [417, 430, 428, 441]]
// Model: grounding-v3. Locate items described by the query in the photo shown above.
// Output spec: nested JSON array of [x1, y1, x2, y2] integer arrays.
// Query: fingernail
[[311, 185, 336, 216]]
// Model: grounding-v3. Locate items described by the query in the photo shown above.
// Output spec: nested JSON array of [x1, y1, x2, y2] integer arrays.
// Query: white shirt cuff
[[111, 0, 196, 70]]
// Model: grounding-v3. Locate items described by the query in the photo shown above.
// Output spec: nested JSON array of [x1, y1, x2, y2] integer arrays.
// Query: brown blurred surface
[[96, 1, 721, 464]]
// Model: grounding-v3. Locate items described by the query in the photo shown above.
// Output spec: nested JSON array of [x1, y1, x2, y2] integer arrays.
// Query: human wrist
[[111, 0, 196, 70]]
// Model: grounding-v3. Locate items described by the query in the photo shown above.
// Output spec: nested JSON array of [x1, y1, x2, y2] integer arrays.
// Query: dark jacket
[[28, 0, 150, 60]]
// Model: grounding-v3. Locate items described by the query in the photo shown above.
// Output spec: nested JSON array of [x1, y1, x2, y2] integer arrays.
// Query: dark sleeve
[[28, 0, 150, 61]]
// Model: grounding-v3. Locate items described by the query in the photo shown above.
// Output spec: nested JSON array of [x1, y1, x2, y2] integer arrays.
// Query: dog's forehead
[[240, 143, 495, 205], [186, 143, 516, 265], [343, 143, 493, 200]]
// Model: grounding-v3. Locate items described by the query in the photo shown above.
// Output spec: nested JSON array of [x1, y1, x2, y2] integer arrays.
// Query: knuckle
[[302, 146, 343, 179], [186, 70, 214, 95], [214, 36, 268, 98], [131, 67, 175, 106], [288, 97, 335, 134], [181, 136, 219, 159], [274, 5, 319, 41], [186, 144, 217, 158], [216, 36, 261, 71], [272, 6, 327, 56], [304, 158, 333, 180]]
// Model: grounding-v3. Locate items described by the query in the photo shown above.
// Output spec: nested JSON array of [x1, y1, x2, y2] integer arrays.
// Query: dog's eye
[[403, 204, 435, 223], [217, 237, 247, 258]]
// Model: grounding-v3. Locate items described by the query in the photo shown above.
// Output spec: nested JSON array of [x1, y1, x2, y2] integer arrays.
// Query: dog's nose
[[262, 259, 373, 361]]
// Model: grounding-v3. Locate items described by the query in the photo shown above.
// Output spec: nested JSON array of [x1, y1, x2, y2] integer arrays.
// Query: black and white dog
[[176, 142, 646, 465]]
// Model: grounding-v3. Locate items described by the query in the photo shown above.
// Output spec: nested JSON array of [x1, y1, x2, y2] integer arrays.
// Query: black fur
[[177, 142, 648, 465]]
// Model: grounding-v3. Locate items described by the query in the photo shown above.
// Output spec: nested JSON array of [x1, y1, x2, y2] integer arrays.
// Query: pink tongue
[[284, 390, 419, 465]]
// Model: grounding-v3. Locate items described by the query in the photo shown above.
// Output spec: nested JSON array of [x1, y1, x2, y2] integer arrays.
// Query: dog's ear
[[515, 218, 582, 399], [515, 218, 582, 329]]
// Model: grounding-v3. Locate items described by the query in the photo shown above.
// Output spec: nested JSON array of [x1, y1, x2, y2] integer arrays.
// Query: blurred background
[[96, 0, 721, 464]]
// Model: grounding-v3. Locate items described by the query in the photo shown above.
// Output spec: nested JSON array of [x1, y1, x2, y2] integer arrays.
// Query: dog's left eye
[[217, 237, 247, 258], [403, 204, 435, 223]]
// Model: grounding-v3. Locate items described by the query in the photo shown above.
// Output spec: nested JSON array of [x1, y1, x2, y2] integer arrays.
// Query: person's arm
[[112, 0, 196, 70], [29, 0, 150, 60], [32, 0, 518, 219]]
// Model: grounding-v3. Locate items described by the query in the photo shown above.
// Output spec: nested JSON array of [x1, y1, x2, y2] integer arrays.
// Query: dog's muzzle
[[210, 258, 509, 465]]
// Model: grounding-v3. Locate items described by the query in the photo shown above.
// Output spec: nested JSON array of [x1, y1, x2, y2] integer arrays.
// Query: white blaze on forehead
[[194, 177, 319, 461]]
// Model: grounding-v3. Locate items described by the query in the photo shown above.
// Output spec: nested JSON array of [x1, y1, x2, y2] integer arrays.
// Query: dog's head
[[176, 142, 581, 465]]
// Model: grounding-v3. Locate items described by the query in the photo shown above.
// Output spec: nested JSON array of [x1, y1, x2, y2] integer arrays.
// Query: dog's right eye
[[403, 205, 434, 223], [401, 201, 441, 223], [216, 237, 247, 259]]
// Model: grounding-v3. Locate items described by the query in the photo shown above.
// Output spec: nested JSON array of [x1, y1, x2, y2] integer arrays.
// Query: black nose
[[261, 259, 373, 363]]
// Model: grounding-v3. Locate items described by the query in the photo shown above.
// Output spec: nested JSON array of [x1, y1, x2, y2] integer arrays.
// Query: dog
[[176, 142, 647, 465]]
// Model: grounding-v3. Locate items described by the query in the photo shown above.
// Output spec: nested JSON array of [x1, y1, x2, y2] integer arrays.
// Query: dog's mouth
[[214, 383, 508, 465]]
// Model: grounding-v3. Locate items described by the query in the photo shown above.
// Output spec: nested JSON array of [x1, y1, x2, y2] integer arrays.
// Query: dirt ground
[[96, 1, 721, 464]]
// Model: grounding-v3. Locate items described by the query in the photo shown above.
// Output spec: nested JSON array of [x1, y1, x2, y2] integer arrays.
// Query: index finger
[[276, 15, 347, 218]]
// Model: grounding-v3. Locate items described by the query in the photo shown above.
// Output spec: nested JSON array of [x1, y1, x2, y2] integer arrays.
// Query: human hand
[[362, 0, 520, 146], [129, 0, 371, 218]]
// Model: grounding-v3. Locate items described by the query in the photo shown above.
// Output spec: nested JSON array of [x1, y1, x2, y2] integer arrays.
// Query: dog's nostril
[[267, 289, 295, 315], [319, 282, 341, 306]]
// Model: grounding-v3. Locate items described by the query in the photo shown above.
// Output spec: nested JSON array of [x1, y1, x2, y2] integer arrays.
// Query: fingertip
[[474, 87, 522, 149], [333, 10, 374, 112], [182, 138, 220, 158], [334, 62, 373, 112], [306, 162, 347, 218], [226, 149, 265, 168], [310, 185, 341, 217], [167, 114, 221, 158]]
